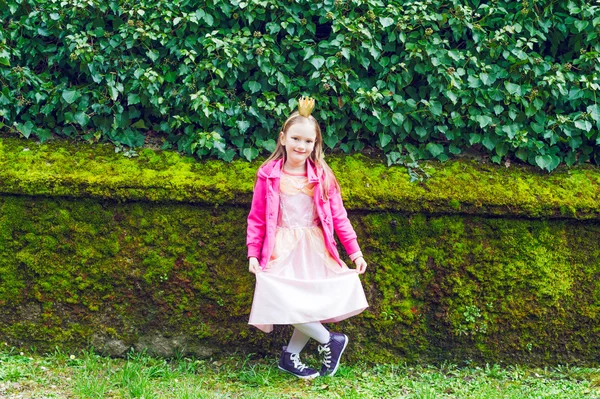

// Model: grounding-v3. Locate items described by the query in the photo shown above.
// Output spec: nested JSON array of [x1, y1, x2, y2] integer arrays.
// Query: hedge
[[1, 0, 600, 171], [1, 136, 600, 365]]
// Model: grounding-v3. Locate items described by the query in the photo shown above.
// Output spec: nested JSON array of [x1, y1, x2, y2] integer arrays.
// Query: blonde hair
[[259, 111, 339, 200]]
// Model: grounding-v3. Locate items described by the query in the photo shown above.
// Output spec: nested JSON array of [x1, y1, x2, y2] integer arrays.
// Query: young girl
[[247, 97, 369, 379]]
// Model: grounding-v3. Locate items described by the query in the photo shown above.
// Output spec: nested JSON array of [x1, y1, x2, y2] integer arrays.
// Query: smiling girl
[[246, 97, 369, 379]]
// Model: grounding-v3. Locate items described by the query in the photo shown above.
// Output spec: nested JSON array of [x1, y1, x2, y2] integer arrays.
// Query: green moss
[[449, 199, 461, 210], [351, 212, 600, 364], [0, 138, 599, 365], [0, 137, 599, 219]]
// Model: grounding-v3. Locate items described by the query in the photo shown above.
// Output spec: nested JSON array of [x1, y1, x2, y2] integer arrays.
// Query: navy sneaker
[[318, 332, 348, 376], [278, 347, 320, 380]]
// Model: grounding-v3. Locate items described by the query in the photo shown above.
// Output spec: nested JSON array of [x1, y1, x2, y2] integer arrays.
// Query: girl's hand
[[354, 257, 367, 274], [248, 257, 261, 274]]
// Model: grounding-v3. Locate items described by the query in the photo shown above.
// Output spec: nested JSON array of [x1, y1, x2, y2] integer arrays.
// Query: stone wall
[[1, 137, 599, 364]]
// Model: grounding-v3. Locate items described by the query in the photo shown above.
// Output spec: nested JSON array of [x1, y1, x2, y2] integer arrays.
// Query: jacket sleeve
[[246, 175, 267, 259], [329, 183, 361, 257]]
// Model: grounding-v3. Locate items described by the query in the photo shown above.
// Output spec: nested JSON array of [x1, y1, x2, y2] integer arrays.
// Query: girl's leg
[[286, 328, 310, 354], [293, 322, 347, 377], [279, 325, 321, 379], [292, 322, 330, 345]]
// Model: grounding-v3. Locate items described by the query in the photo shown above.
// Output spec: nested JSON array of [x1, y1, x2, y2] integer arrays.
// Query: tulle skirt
[[249, 225, 368, 333]]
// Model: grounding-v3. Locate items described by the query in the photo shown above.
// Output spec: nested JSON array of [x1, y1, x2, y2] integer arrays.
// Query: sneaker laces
[[290, 353, 308, 371], [318, 343, 332, 368]]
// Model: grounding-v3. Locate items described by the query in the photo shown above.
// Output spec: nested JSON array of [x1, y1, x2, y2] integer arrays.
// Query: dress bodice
[[278, 172, 320, 229]]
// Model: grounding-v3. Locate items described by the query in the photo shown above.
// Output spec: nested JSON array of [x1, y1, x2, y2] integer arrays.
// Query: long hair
[[259, 111, 339, 200]]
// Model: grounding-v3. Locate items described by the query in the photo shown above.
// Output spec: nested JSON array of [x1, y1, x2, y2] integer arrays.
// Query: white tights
[[286, 322, 331, 354]]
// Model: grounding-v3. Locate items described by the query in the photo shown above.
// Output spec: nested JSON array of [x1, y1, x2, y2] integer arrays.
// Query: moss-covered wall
[[0, 137, 599, 365], [0, 137, 599, 218]]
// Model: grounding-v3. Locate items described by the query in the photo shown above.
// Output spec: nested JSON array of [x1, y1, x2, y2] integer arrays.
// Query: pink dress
[[249, 171, 369, 333]]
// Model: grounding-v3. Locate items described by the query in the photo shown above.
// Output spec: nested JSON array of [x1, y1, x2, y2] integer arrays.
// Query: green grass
[[1, 346, 600, 398]]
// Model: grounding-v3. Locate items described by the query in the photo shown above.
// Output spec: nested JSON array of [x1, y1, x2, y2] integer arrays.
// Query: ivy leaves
[[62, 90, 81, 105], [1, 0, 599, 171]]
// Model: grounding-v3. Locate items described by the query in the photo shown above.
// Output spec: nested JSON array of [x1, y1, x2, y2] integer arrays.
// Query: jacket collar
[[259, 158, 320, 183], [306, 159, 319, 183]]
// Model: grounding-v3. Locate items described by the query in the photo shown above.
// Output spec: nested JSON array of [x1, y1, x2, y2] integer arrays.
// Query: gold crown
[[298, 96, 315, 117]]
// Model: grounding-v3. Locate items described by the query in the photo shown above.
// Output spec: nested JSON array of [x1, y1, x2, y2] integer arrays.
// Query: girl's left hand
[[354, 257, 367, 274]]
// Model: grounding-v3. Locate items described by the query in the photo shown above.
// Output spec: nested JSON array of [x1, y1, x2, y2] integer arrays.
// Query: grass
[[1, 345, 600, 398]]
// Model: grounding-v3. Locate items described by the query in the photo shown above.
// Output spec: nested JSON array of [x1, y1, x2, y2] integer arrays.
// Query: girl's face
[[280, 120, 317, 168]]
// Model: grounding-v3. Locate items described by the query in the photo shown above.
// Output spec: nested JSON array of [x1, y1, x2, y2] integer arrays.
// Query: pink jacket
[[247, 158, 362, 269]]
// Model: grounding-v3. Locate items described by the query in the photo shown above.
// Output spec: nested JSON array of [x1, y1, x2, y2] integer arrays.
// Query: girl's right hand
[[248, 257, 260, 274]]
